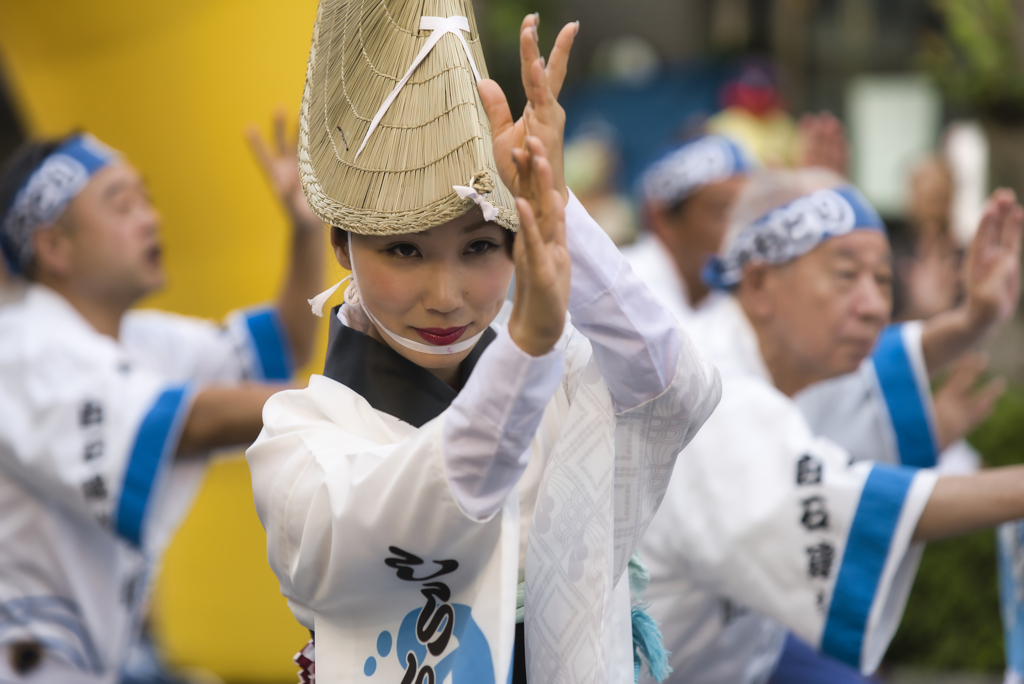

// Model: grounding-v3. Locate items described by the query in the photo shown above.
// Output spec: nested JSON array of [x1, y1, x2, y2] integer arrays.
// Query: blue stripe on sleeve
[[820, 464, 916, 669], [998, 521, 1024, 676], [245, 308, 294, 381], [115, 385, 191, 546], [871, 325, 937, 468]]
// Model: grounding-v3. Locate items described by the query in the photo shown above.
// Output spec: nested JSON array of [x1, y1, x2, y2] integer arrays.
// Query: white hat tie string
[[355, 16, 481, 160], [307, 234, 486, 356], [453, 177, 499, 221]]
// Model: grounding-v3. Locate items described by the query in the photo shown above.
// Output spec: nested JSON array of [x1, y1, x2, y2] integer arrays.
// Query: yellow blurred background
[[0, 1, 344, 680]]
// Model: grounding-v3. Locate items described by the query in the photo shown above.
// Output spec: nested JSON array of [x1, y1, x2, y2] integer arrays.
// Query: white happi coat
[[0, 282, 293, 683], [247, 195, 722, 684], [639, 295, 940, 682]]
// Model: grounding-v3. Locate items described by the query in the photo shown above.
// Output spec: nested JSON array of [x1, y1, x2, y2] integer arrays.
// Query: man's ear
[[644, 205, 673, 246], [736, 261, 776, 322], [330, 227, 352, 271], [31, 223, 73, 279]]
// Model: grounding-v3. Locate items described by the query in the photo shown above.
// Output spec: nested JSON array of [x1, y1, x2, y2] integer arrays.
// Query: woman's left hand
[[478, 15, 578, 207], [246, 108, 324, 233]]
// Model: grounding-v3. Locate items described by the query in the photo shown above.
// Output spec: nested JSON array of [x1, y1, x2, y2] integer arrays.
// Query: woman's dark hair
[[330, 222, 516, 258]]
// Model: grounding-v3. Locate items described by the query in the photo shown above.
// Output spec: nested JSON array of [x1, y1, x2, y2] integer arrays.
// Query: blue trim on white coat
[[115, 384, 192, 546], [820, 464, 916, 668], [244, 308, 294, 381], [998, 521, 1024, 676], [871, 325, 937, 468]]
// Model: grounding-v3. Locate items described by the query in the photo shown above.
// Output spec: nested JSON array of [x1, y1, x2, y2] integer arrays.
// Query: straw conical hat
[[298, 0, 518, 235]]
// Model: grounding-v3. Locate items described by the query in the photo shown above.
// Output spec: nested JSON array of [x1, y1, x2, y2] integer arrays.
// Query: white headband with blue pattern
[[638, 135, 753, 206], [1, 134, 118, 274], [702, 184, 886, 290]]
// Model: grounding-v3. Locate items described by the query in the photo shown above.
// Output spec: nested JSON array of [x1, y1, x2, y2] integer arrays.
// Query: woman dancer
[[246, 3, 720, 682]]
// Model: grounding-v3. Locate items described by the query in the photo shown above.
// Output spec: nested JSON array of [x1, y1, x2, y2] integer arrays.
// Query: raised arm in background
[[247, 109, 325, 368]]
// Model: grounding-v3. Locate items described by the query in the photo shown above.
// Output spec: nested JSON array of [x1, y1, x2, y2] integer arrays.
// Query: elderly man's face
[[758, 230, 893, 384]]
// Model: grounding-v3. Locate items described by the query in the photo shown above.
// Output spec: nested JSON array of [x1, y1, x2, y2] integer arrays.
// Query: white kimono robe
[[639, 295, 939, 683], [246, 194, 722, 683], [0, 282, 294, 682]]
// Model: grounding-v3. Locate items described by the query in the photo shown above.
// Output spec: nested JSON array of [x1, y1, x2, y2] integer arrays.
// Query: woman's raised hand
[[507, 137, 571, 357], [478, 15, 578, 206]]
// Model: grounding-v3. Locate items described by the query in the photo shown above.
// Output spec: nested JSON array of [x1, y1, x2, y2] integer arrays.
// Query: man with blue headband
[[638, 169, 1024, 683], [623, 134, 754, 323], [0, 118, 323, 682]]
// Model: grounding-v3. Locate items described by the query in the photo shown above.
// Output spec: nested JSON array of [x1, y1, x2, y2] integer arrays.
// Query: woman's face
[[336, 208, 514, 378]]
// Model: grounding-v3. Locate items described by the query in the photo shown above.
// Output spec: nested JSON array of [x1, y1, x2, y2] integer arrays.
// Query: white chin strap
[[306, 237, 485, 356]]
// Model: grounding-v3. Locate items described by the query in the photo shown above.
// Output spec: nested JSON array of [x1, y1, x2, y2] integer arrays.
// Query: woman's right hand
[[507, 137, 571, 357], [478, 15, 578, 207]]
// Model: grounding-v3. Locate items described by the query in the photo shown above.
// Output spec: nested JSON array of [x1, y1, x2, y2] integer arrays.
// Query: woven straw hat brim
[[298, 0, 519, 235]]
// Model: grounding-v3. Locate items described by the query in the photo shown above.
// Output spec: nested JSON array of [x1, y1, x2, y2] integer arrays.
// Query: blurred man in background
[[640, 170, 1022, 684], [0, 111, 322, 682]]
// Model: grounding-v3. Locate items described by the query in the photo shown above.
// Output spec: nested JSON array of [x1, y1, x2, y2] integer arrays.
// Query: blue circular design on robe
[[377, 631, 393, 658], [396, 604, 494, 684], [364, 656, 377, 676]]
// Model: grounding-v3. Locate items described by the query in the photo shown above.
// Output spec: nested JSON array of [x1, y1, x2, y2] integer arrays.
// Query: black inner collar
[[323, 305, 497, 427]]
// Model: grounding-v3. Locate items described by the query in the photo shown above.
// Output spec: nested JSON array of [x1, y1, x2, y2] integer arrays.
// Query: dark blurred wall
[[555, 0, 711, 79], [543, 0, 938, 115], [0, 72, 23, 163]]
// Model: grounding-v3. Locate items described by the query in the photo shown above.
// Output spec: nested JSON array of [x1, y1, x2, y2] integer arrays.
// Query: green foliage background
[[920, 0, 1024, 122], [885, 389, 1024, 671]]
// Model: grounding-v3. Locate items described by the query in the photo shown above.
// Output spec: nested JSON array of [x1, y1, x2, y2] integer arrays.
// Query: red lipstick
[[412, 326, 469, 346]]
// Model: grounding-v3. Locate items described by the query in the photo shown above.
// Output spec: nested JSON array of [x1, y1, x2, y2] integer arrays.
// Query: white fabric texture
[[247, 197, 721, 683], [565, 191, 681, 414], [639, 295, 938, 681], [0, 284, 278, 683], [443, 327, 563, 520]]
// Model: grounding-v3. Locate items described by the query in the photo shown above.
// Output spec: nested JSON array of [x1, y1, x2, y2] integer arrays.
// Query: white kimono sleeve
[[247, 326, 563, 627], [564, 191, 681, 413], [797, 321, 939, 468], [122, 304, 295, 383], [0, 343, 194, 550], [645, 375, 938, 674]]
